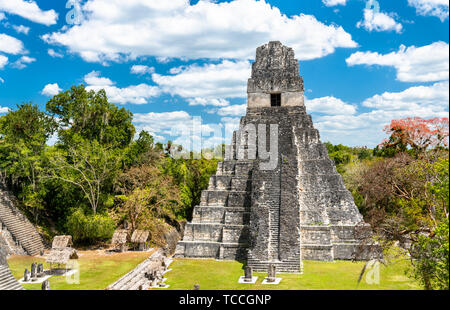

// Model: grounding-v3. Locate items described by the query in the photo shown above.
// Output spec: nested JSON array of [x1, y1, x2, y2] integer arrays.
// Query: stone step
[[0, 185, 45, 256], [215, 160, 254, 177], [208, 175, 252, 191], [0, 265, 24, 290], [175, 240, 248, 261], [200, 190, 251, 208], [183, 223, 247, 243], [191, 207, 250, 225], [107, 249, 166, 290]]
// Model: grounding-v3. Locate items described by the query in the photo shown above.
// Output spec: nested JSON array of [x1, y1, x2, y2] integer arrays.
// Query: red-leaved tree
[[380, 117, 449, 154]]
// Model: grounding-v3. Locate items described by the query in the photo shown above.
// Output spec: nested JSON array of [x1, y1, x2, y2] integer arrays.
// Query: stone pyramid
[[175, 41, 371, 273]]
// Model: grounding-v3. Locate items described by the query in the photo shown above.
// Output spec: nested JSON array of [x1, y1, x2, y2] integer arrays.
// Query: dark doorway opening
[[271, 93, 281, 107]]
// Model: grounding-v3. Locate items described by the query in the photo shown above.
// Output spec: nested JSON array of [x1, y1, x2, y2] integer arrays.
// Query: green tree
[[113, 165, 181, 245], [163, 157, 219, 220], [46, 136, 121, 215], [66, 208, 115, 245], [46, 85, 135, 149], [123, 130, 161, 167], [0, 103, 56, 223], [410, 219, 449, 290]]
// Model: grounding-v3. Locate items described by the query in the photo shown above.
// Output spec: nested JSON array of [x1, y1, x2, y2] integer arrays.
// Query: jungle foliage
[[0, 86, 448, 289]]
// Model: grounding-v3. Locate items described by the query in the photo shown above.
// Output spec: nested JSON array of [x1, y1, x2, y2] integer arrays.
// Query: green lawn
[[7, 250, 152, 290], [162, 258, 420, 290], [7, 250, 420, 290]]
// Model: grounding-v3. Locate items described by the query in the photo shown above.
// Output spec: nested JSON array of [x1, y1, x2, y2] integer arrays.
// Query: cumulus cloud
[[322, 0, 347, 6], [0, 106, 9, 113], [0, 33, 24, 54], [11, 55, 35, 69], [357, 8, 403, 33], [133, 111, 192, 136], [0, 0, 58, 26], [131, 65, 155, 75], [133, 110, 198, 148], [361, 81, 449, 111], [217, 104, 247, 116], [313, 82, 449, 146], [42, 0, 357, 64], [408, 0, 449, 21], [48, 49, 63, 58], [346, 41, 449, 82], [305, 96, 357, 115], [41, 83, 62, 96], [0, 54, 7, 69], [12, 25, 30, 35], [153, 60, 250, 99], [84, 71, 160, 105], [187, 98, 230, 107], [133, 110, 237, 152]]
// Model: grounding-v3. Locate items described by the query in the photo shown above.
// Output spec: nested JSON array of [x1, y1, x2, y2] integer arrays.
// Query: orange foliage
[[381, 117, 449, 152]]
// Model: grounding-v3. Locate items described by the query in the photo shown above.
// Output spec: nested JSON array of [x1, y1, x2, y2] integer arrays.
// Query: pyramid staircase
[[0, 264, 24, 290], [0, 183, 45, 256], [175, 159, 253, 261]]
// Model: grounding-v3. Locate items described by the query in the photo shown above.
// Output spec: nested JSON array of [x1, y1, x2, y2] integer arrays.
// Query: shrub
[[66, 209, 115, 245], [410, 219, 449, 290]]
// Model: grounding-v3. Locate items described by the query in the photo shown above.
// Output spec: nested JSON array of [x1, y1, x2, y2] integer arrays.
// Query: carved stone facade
[[175, 41, 373, 272], [247, 41, 304, 108]]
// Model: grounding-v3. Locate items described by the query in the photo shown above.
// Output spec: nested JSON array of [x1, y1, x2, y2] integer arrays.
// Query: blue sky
[[0, 0, 448, 149]]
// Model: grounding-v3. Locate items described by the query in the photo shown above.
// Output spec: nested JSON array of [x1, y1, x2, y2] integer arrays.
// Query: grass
[[162, 258, 420, 290], [7, 250, 153, 290], [7, 249, 420, 290]]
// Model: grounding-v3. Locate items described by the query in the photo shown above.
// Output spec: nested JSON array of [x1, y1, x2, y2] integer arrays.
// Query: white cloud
[[313, 82, 449, 146], [153, 60, 251, 99], [0, 77, 4, 83], [84, 70, 114, 86], [361, 81, 449, 111], [0, 106, 9, 113], [130, 65, 155, 75], [0, 54, 7, 69], [156, 57, 171, 64], [305, 96, 356, 115], [133, 110, 194, 146], [48, 49, 63, 58], [0, 0, 58, 25], [11, 55, 35, 69], [0, 12, 5, 20], [12, 25, 30, 35], [408, 0, 449, 21], [133, 111, 192, 134], [322, 0, 347, 6], [133, 110, 237, 151], [0, 33, 24, 54], [217, 104, 247, 116], [41, 83, 62, 96], [346, 41, 449, 82], [187, 98, 230, 107], [42, 0, 357, 64], [357, 9, 403, 33], [84, 71, 160, 105]]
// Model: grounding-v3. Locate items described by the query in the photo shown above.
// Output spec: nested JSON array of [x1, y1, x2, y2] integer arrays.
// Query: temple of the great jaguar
[[175, 41, 373, 273]]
